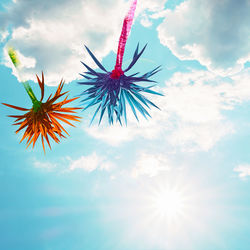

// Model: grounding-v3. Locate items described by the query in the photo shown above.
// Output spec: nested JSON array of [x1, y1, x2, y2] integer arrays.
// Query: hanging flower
[[3, 72, 81, 152], [78, 0, 163, 125]]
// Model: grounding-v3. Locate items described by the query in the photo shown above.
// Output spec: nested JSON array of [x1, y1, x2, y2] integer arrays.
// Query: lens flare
[[152, 188, 185, 220]]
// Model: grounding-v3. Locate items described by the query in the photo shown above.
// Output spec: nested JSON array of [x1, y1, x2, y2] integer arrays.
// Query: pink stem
[[111, 0, 137, 79]]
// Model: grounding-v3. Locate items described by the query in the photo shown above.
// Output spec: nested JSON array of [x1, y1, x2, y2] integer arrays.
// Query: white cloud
[[85, 118, 160, 146], [0, 0, 131, 85], [85, 124, 136, 146], [157, 0, 250, 75], [137, 0, 168, 27], [0, 30, 8, 42], [99, 161, 115, 171], [138, 0, 167, 12], [162, 70, 236, 151], [34, 161, 57, 171], [0, 0, 167, 85], [69, 152, 114, 172], [234, 164, 250, 179], [159, 69, 250, 151], [140, 14, 153, 27], [169, 121, 233, 152], [226, 70, 250, 103], [132, 152, 171, 178], [165, 72, 224, 123]]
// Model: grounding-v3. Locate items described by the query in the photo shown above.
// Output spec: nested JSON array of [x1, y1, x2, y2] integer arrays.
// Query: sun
[[151, 187, 186, 222]]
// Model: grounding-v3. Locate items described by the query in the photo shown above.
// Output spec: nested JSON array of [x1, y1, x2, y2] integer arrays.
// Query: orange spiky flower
[[3, 72, 81, 153]]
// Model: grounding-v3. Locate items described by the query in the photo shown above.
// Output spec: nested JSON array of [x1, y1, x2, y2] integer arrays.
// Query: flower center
[[110, 67, 124, 79], [32, 99, 42, 113]]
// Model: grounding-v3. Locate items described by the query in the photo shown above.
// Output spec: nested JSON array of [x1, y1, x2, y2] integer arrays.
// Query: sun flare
[[151, 187, 186, 222]]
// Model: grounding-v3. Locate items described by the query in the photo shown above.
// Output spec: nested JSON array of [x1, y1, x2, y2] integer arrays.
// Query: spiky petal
[[3, 73, 81, 153], [78, 0, 162, 125], [78, 44, 163, 125]]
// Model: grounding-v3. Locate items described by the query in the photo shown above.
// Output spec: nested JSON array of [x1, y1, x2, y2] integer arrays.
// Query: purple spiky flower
[[78, 0, 163, 125]]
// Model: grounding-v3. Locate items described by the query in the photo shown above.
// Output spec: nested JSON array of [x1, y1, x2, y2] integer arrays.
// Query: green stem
[[22, 81, 42, 112], [7, 47, 42, 112]]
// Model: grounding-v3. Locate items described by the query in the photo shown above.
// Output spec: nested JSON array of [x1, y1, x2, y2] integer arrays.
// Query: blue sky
[[1, 0, 250, 249]]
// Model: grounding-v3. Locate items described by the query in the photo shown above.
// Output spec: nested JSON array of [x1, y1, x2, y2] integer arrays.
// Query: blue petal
[[85, 46, 107, 72]]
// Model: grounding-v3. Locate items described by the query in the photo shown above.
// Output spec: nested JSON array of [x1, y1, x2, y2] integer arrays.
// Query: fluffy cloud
[[137, 0, 167, 27], [169, 121, 233, 152], [34, 160, 57, 171], [163, 70, 234, 151], [69, 152, 114, 172], [0, 0, 167, 85], [157, 0, 250, 75], [86, 69, 250, 151], [234, 164, 250, 179], [158, 70, 250, 150], [0, 0, 131, 85], [0, 30, 8, 42], [131, 152, 171, 178], [85, 114, 161, 146], [139, 0, 167, 12]]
